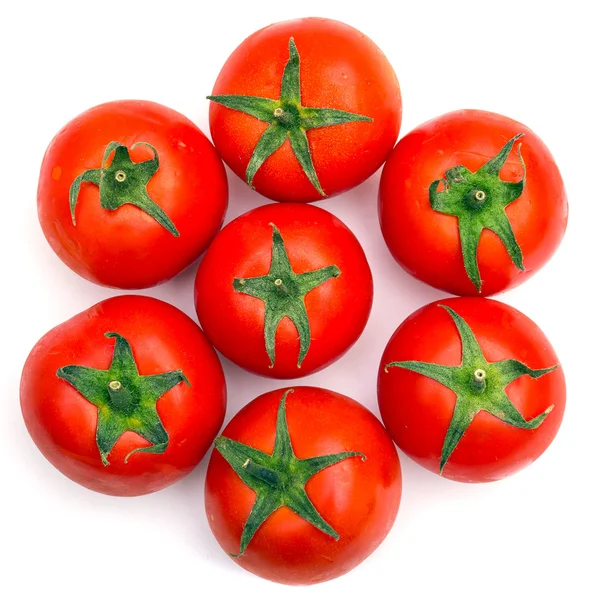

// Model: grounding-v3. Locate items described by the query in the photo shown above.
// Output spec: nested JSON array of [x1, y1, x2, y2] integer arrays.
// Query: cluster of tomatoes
[[21, 17, 567, 586]]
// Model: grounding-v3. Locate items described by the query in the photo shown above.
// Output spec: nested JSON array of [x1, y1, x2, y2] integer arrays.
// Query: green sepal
[[207, 37, 373, 196], [206, 95, 279, 122], [288, 127, 323, 196], [69, 141, 180, 236], [70, 169, 100, 225], [429, 134, 527, 292], [214, 389, 365, 557], [385, 304, 557, 473], [300, 106, 372, 129], [57, 332, 189, 466], [233, 224, 340, 368], [246, 124, 288, 185]]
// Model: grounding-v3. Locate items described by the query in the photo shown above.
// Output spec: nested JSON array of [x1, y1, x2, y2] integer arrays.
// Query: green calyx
[[214, 389, 366, 557], [69, 141, 180, 236], [233, 223, 340, 368], [429, 134, 527, 291], [385, 305, 557, 473], [208, 37, 372, 196], [57, 332, 190, 465]]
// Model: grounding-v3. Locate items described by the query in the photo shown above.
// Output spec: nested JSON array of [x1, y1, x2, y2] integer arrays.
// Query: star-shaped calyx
[[57, 332, 190, 465], [385, 305, 557, 472], [429, 134, 527, 291], [233, 223, 340, 368], [214, 389, 365, 557], [208, 38, 373, 196], [69, 141, 180, 236]]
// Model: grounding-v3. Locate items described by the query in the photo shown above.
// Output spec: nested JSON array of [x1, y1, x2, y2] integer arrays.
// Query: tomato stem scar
[[472, 369, 487, 391]]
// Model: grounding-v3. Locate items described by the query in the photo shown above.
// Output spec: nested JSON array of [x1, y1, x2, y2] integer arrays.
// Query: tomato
[[379, 109, 568, 296], [20, 295, 226, 496], [205, 386, 402, 585], [195, 203, 373, 378], [208, 17, 402, 202], [377, 297, 565, 483], [38, 100, 228, 289]]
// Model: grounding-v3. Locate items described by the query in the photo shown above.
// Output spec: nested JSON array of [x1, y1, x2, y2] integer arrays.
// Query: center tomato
[[194, 203, 373, 378]]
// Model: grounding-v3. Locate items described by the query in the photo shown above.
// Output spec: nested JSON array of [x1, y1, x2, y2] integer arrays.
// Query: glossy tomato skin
[[205, 386, 402, 585], [210, 17, 402, 202], [379, 110, 568, 296], [377, 298, 566, 483], [195, 203, 373, 378], [20, 296, 226, 496], [38, 100, 228, 289]]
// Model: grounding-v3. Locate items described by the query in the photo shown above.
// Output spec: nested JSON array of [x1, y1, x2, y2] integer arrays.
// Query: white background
[[2, 1, 588, 598]]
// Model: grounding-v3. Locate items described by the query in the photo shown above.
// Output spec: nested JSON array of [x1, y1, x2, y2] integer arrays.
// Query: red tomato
[[209, 17, 402, 202], [195, 203, 373, 378], [379, 110, 568, 296], [38, 100, 228, 289], [20, 295, 226, 496], [205, 386, 402, 585], [377, 298, 566, 483]]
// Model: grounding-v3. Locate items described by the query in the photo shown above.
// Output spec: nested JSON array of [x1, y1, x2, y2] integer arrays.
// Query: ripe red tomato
[[377, 297, 565, 483], [20, 295, 226, 496], [205, 386, 402, 585], [208, 17, 402, 202], [195, 203, 373, 378], [38, 100, 228, 289], [379, 110, 568, 296]]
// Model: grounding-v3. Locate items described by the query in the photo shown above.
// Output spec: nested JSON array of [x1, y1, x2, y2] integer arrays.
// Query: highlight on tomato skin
[[194, 202, 373, 379], [38, 99, 228, 289], [205, 386, 402, 585], [377, 297, 566, 483], [20, 295, 227, 496], [378, 109, 568, 297], [208, 17, 402, 203]]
